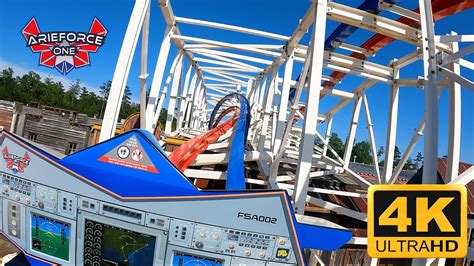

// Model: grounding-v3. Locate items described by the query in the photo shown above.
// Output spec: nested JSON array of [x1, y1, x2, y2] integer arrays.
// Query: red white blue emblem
[[2, 147, 30, 174], [21, 17, 107, 75]]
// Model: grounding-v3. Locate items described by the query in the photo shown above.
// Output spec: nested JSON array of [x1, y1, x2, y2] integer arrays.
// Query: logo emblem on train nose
[[21, 17, 108, 75], [2, 147, 30, 173]]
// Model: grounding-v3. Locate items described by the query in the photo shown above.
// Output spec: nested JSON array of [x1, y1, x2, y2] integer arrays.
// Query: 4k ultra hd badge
[[367, 185, 467, 258]]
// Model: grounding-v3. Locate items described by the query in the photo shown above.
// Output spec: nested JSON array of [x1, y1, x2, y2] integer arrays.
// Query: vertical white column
[[419, 0, 439, 183], [446, 32, 461, 181], [343, 93, 363, 166], [273, 52, 294, 154], [271, 105, 278, 149], [293, 0, 327, 214], [145, 25, 174, 132], [100, 0, 149, 142], [192, 83, 204, 129], [383, 64, 400, 183], [322, 114, 333, 156], [165, 55, 184, 135], [390, 116, 426, 184], [177, 66, 192, 131], [183, 74, 198, 129], [363, 94, 381, 183], [257, 70, 278, 151], [151, 52, 183, 131], [139, 2, 150, 129], [245, 79, 253, 98]]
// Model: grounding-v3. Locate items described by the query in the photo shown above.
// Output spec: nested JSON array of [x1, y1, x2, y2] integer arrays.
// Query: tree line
[[0, 68, 423, 169], [316, 133, 423, 170], [0, 68, 138, 120]]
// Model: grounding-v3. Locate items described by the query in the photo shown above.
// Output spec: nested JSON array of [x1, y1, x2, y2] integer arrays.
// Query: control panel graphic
[[173, 253, 223, 266], [84, 220, 156, 266], [0, 130, 352, 265], [31, 214, 70, 261]]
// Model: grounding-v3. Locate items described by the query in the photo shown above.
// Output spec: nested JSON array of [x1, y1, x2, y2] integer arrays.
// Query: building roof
[[348, 162, 417, 184], [409, 158, 473, 214]]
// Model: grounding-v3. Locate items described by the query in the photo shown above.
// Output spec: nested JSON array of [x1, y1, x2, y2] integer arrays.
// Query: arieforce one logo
[[2, 147, 30, 174], [22, 18, 108, 75]]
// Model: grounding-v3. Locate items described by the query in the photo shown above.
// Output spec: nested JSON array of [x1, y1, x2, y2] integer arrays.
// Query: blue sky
[[0, 0, 473, 163]]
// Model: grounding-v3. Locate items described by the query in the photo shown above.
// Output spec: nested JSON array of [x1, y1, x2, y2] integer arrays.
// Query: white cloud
[[0, 58, 100, 93]]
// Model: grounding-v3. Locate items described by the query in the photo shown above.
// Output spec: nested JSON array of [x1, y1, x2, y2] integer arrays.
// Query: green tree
[[352, 140, 373, 164], [40, 78, 65, 107], [0, 68, 20, 101], [403, 157, 418, 170], [414, 152, 423, 168], [158, 108, 167, 129], [394, 146, 401, 166], [18, 71, 43, 103], [377, 146, 384, 162], [328, 133, 345, 159], [99, 80, 112, 99], [66, 79, 82, 108]]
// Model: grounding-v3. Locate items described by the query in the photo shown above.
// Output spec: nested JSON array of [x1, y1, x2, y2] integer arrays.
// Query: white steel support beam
[[145, 25, 174, 132], [419, 0, 439, 184], [189, 48, 273, 65], [436, 34, 474, 43], [100, 0, 149, 142], [175, 16, 289, 41], [183, 74, 198, 129], [331, 40, 374, 57], [273, 52, 294, 154], [293, 0, 327, 214], [327, 2, 421, 45], [325, 80, 378, 116], [196, 57, 262, 72], [139, 2, 150, 128], [271, 105, 277, 148], [245, 79, 253, 98], [441, 44, 474, 66], [449, 166, 474, 185], [172, 35, 281, 58], [438, 67, 474, 91], [383, 65, 400, 183], [362, 95, 381, 183], [165, 55, 184, 135], [446, 33, 461, 181], [268, 44, 314, 188], [236, 84, 241, 93], [342, 93, 363, 166], [151, 52, 183, 130], [195, 52, 264, 72], [188, 83, 202, 128], [200, 67, 261, 73], [322, 114, 333, 156], [389, 116, 426, 184], [257, 69, 278, 151], [379, 1, 420, 21], [177, 66, 192, 131]]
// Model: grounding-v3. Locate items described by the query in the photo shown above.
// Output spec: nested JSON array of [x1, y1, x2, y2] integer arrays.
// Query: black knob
[[195, 241, 204, 249]]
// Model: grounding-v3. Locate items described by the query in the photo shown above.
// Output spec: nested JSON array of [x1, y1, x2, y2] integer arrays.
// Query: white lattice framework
[[99, 0, 474, 261]]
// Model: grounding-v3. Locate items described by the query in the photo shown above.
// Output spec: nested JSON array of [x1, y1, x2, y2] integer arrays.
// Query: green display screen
[[31, 213, 70, 261]]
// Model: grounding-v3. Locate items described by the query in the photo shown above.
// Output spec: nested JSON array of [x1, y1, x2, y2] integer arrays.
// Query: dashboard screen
[[31, 213, 70, 261], [83, 220, 156, 266], [173, 253, 223, 266]]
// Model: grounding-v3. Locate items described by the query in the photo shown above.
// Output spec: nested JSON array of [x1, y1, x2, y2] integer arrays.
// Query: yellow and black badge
[[368, 185, 467, 258]]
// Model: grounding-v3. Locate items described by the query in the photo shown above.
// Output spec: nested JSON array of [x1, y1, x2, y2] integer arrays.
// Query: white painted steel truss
[[99, 0, 473, 256]]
